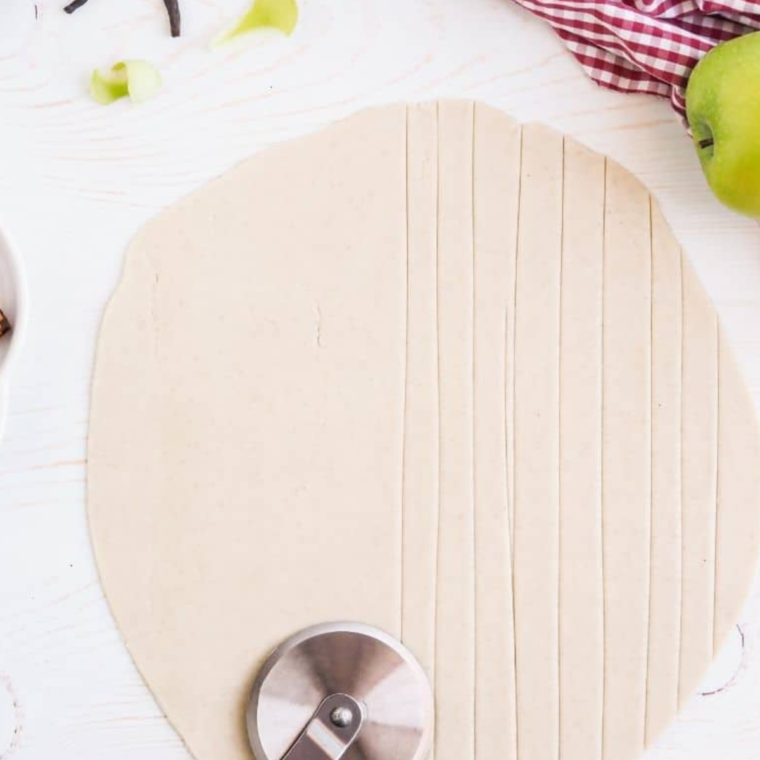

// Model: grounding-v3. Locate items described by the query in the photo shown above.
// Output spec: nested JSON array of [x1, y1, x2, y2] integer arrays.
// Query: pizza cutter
[[246, 622, 434, 760]]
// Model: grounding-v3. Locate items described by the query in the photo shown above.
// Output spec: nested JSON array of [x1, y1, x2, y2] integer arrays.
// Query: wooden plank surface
[[1, 1, 760, 759]]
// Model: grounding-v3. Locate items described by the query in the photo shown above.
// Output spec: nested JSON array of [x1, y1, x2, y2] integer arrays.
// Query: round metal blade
[[246, 622, 434, 760]]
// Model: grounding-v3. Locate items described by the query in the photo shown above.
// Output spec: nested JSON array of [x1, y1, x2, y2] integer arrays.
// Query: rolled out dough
[[88, 102, 760, 760]]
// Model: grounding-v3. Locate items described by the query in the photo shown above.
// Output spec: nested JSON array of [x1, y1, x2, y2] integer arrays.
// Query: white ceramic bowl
[[0, 224, 28, 441]]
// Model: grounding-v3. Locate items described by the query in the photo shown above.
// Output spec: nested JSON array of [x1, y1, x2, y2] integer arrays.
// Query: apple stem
[[698, 138, 714, 150]]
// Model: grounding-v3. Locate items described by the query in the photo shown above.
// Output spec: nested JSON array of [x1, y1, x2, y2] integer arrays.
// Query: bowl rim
[[0, 220, 29, 387]]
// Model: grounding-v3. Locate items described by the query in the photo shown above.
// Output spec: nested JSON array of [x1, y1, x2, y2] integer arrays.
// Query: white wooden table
[[1, 0, 760, 757]]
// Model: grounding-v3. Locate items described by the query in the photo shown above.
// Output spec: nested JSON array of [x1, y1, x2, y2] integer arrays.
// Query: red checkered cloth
[[510, 0, 760, 115]]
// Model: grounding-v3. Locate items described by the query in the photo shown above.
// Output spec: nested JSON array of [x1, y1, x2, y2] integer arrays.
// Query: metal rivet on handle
[[329, 706, 354, 728]]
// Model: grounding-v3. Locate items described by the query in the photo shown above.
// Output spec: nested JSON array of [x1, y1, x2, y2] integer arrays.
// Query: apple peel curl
[[90, 60, 162, 105], [212, 0, 298, 48]]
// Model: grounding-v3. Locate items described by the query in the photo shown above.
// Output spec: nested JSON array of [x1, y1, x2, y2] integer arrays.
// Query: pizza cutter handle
[[281, 693, 365, 760]]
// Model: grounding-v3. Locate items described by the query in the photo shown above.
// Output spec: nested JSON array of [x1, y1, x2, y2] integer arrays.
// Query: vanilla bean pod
[[164, 0, 181, 37], [63, 0, 90, 14], [63, 0, 181, 37], [0, 309, 10, 339]]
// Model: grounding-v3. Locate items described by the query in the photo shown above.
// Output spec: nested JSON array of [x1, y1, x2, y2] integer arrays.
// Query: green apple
[[686, 31, 760, 218]]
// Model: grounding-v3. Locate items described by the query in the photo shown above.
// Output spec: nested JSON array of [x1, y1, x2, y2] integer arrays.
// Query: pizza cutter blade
[[246, 622, 434, 760]]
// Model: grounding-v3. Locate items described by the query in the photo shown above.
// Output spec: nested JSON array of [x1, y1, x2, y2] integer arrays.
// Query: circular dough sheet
[[89, 102, 760, 760]]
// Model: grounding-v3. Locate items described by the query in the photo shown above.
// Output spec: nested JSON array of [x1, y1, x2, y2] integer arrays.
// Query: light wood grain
[[1, 1, 760, 759]]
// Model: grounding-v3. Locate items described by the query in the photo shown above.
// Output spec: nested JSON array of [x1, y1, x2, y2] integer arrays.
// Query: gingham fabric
[[510, 0, 760, 115]]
